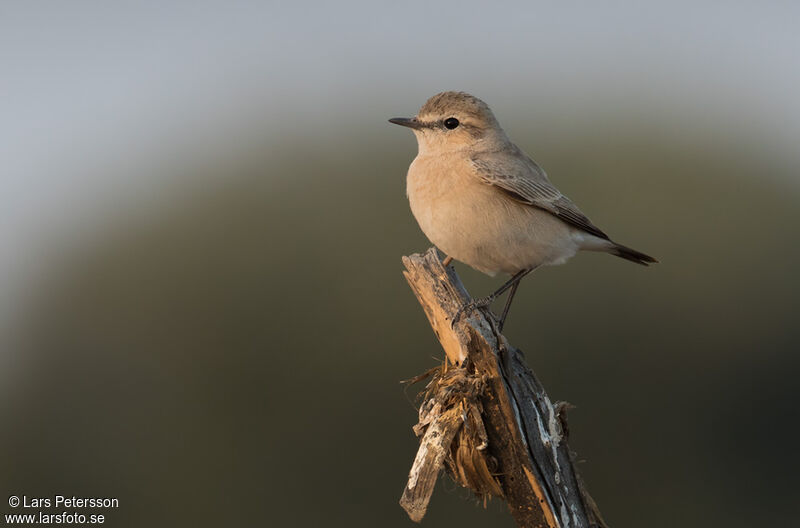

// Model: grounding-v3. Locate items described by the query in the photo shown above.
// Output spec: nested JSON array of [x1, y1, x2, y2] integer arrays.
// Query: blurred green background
[[1, 2, 798, 527]]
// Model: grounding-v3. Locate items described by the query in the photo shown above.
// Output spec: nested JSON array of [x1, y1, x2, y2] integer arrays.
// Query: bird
[[389, 91, 657, 330]]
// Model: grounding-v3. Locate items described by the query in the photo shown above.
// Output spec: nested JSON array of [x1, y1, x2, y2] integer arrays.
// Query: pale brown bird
[[389, 91, 657, 330]]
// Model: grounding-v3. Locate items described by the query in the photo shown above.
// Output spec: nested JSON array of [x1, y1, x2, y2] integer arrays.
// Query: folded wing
[[470, 147, 610, 240]]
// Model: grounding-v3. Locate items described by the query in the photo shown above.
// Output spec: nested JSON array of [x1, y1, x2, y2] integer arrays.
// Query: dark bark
[[400, 248, 606, 528]]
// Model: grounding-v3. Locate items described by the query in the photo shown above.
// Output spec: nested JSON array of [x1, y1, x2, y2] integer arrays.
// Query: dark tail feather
[[610, 242, 658, 266]]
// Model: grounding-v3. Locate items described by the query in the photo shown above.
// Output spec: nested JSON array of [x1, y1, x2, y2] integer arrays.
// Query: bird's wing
[[470, 148, 610, 240]]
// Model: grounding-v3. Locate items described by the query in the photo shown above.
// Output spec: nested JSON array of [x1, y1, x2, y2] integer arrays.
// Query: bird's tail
[[609, 242, 658, 266]]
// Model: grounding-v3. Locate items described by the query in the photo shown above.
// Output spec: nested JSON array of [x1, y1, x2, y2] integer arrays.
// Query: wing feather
[[470, 148, 609, 240]]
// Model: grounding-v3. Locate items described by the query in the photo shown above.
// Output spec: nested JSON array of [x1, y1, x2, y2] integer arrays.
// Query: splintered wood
[[400, 248, 607, 528], [400, 367, 502, 522]]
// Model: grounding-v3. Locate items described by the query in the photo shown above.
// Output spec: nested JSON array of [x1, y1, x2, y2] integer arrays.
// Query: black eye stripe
[[443, 117, 460, 130]]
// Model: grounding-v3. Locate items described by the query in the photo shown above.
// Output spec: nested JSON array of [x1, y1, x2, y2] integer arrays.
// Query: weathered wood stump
[[400, 248, 606, 528]]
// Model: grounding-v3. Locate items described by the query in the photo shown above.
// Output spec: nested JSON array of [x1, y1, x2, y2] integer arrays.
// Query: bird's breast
[[406, 154, 479, 244], [405, 153, 581, 275], [406, 154, 508, 274]]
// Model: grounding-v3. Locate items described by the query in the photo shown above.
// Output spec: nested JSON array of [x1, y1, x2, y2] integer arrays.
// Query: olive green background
[[3, 125, 798, 526], [1, 3, 798, 527]]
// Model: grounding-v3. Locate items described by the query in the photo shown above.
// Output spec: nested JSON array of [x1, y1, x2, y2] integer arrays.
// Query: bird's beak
[[388, 117, 424, 130]]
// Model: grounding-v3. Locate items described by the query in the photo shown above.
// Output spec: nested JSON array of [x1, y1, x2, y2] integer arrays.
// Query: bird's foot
[[451, 295, 497, 329]]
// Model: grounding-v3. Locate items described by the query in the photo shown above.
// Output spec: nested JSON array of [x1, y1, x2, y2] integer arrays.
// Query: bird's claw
[[450, 295, 497, 329]]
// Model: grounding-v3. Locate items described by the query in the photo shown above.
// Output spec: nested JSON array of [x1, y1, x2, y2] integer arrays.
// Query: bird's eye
[[443, 117, 460, 129]]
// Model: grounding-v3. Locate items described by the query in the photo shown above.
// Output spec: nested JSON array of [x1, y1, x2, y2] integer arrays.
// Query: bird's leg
[[442, 255, 453, 267], [451, 268, 533, 329], [495, 266, 538, 330], [497, 280, 521, 332]]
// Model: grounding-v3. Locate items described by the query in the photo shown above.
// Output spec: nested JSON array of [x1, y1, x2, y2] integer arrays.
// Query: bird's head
[[389, 91, 507, 154]]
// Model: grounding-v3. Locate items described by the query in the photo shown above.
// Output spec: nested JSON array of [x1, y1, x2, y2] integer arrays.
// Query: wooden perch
[[400, 248, 606, 528]]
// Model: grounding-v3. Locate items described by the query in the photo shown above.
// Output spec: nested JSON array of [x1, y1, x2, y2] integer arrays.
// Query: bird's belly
[[408, 167, 580, 275]]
